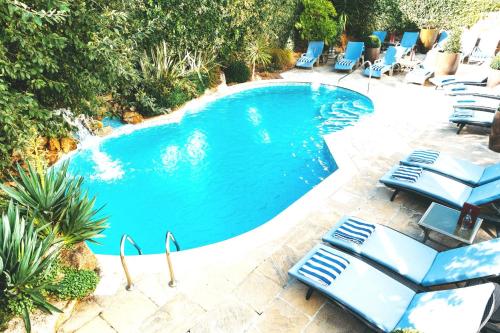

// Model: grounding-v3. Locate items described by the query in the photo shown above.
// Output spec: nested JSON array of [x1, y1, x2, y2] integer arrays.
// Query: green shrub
[[0, 202, 60, 332], [295, 0, 339, 44], [398, 0, 499, 29], [442, 29, 462, 54], [0, 162, 108, 245], [269, 48, 295, 70], [246, 39, 273, 79], [224, 60, 251, 83], [50, 267, 99, 300], [491, 55, 500, 70], [364, 35, 381, 48]]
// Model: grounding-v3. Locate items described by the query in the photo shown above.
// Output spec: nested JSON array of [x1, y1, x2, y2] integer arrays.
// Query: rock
[[122, 111, 144, 124], [60, 137, 78, 153], [97, 126, 113, 137], [48, 138, 61, 151], [59, 242, 98, 271], [47, 151, 62, 165]]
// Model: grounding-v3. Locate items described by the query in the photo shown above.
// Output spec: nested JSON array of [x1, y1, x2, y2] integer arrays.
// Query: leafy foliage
[[364, 35, 381, 48], [0, 202, 60, 332], [0, 162, 108, 245], [491, 55, 500, 70], [269, 48, 295, 70], [50, 267, 98, 300], [224, 60, 252, 83], [397, 0, 500, 29], [246, 39, 273, 79], [442, 29, 462, 54], [295, 0, 339, 44]]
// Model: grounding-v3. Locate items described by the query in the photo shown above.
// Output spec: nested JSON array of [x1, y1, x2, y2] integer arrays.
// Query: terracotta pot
[[340, 32, 348, 50], [489, 111, 500, 152], [364, 47, 381, 64], [487, 68, 500, 88], [420, 28, 439, 49], [435, 52, 460, 75]]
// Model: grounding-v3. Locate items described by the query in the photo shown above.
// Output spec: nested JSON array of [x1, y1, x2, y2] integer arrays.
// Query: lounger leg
[[305, 287, 314, 300], [456, 124, 465, 134], [390, 189, 399, 202]]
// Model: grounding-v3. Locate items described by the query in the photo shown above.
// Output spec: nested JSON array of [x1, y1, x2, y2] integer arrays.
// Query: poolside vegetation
[[0, 0, 499, 330], [0, 161, 107, 331]]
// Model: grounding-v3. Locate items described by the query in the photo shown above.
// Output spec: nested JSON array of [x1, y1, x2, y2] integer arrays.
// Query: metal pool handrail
[[337, 60, 373, 94], [120, 234, 143, 291], [165, 231, 180, 287]]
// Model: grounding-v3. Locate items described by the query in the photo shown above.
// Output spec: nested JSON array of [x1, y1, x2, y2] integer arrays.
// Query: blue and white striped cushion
[[407, 150, 440, 164], [372, 64, 385, 71], [391, 165, 423, 183], [452, 108, 474, 118], [333, 218, 376, 245], [337, 59, 354, 66], [298, 248, 350, 286]]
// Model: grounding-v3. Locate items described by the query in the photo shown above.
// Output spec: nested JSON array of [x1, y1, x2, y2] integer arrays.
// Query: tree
[[295, 0, 339, 44]]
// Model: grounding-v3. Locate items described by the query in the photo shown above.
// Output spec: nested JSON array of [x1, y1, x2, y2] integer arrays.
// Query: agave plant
[[0, 161, 108, 245], [245, 38, 272, 80], [0, 202, 61, 332]]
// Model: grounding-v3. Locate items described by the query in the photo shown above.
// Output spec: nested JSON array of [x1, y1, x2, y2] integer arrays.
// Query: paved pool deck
[[25, 63, 500, 332]]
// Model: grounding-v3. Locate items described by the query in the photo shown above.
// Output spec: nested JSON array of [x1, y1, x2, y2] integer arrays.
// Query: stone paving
[[54, 62, 498, 333]]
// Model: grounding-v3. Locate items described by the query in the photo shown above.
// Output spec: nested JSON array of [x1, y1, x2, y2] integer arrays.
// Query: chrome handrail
[[120, 234, 143, 291], [165, 231, 180, 287], [337, 60, 373, 94]]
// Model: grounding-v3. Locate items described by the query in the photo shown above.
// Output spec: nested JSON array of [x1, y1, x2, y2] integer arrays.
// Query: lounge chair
[[461, 29, 479, 63], [334, 41, 364, 71], [372, 31, 387, 44], [296, 41, 324, 69], [469, 35, 499, 64], [395, 32, 419, 57], [289, 244, 498, 333], [362, 46, 399, 78], [433, 30, 449, 50], [400, 149, 500, 186], [405, 49, 438, 85], [430, 59, 491, 88], [445, 84, 500, 99], [323, 216, 500, 287], [449, 108, 495, 134], [452, 97, 500, 112], [379, 164, 500, 222]]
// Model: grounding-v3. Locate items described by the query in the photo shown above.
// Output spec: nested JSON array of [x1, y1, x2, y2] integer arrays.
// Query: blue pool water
[[68, 84, 373, 254]]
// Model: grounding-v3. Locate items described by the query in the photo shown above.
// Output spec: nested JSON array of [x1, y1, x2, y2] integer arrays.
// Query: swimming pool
[[68, 83, 373, 255]]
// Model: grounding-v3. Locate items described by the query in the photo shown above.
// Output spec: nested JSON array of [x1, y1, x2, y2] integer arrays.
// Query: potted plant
[[487, 54, 500, 88], [435, 29, 461, 75], [363, 35, 381, 63], [397, 0, 440, 49]]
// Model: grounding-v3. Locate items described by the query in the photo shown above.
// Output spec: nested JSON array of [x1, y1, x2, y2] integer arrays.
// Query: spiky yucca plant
[[0, 162, 108, 245], [0, 203, 60, 332]]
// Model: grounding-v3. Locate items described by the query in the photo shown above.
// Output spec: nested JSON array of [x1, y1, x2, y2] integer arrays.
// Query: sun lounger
[[379, 165, 500, 222], [468, 35, 499, 64], [405, 49, 438, 84], [372, 31, 387, 44], [296, 41, 324, 69], [323, 216, 500, 287], [433, 30, 449, 50], [363, 46, 399, 78], [449, 109, 495, 134], [452, 97, 500, 112], [395, 32, 419, 57], [334, 41, 364, 71], [289, 243, 498, 333], [445, 84, 500, 99], [400, 149, 500, 186]]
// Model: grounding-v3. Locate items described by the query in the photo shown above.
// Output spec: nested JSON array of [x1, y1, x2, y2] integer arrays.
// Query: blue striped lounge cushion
[[452, 108, 474, 118], [333, 218, 376, 245], [337, 59, 354, 66], [391, 165, 423, 183], [298, 248, 350, 286], [407, 150, 439, 164]]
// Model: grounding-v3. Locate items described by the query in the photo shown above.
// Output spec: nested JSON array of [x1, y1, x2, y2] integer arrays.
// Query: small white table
[[418, 202, 483, 245]]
